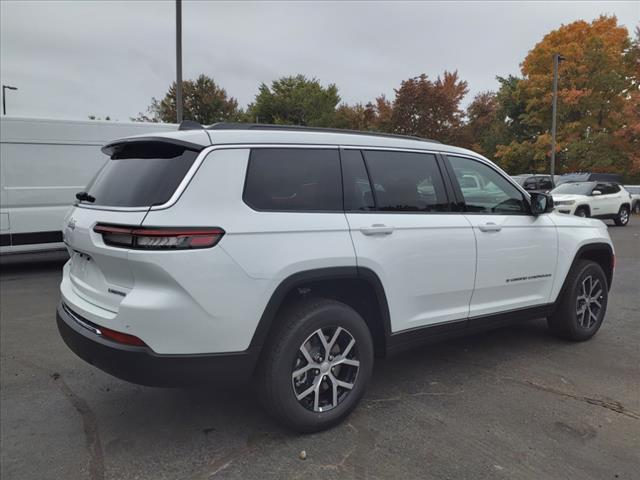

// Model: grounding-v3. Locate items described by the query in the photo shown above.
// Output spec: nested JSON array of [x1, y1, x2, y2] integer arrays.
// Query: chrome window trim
[[75, 142, 528, 213]]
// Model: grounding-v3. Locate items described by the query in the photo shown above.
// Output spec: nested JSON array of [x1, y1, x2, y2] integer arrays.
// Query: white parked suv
[[551, 181, 632, 226], [624, 185, 640, 214], [57, 124, 615, 432]]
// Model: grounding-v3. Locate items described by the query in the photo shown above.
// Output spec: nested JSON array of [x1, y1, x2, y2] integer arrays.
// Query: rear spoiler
[[101, 137, 206, 157]]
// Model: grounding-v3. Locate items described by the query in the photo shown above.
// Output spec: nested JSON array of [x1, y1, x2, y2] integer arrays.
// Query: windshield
[[551, 182, 596, 196], [512, 176, 527, 186], [83, 142, 199, 207]]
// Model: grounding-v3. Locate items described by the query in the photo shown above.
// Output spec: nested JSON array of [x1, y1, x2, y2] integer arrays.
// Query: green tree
[[135, 74, 241, 124], [247, 75, 340, 126]]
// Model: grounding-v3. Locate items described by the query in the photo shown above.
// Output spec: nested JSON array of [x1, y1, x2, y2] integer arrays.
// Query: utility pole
[[176, 0, 183, 123], [550, 53, 565, 180], [2, 85, 18, 115]]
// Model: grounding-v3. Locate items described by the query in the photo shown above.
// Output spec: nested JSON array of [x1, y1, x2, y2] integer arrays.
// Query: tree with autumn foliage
[[134, 74, 242, 124], [390, 71, 468, 143], [334, 95, 393, 132], [492, 16, 639, 178]]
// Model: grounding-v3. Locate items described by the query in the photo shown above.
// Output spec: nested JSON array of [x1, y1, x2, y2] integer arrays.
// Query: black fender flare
[[554, 242, 615, 308], [248, 266, 392, 351]]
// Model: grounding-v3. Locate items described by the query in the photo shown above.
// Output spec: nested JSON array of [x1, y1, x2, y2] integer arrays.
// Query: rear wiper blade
[[75, 191, 96, 203]]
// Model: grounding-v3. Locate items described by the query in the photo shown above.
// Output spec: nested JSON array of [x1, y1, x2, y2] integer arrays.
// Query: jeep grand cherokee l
[[57, 123, 615, 432]]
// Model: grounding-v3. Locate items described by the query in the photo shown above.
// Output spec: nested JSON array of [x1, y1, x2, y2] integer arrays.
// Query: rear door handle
[[361, 224, 394, 236], [478, 222, 502, 232]]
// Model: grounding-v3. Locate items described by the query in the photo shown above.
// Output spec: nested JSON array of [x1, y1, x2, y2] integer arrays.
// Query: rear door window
[[361, 150, 448, 212], [84, 142, 199, 207], [243, 148, 342, 211]]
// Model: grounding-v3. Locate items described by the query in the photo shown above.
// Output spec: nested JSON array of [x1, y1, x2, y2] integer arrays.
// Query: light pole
[[2, 85, 18, 115], [176, 0, 183, 123], [550, 53, 565, 180]]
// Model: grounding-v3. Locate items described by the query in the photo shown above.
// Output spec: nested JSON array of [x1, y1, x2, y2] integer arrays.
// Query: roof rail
[[178, 120, 204, 131], [207, 122, 441, 144]]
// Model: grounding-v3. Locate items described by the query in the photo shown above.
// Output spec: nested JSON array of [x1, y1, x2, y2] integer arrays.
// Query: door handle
[[361, 224, 394, 236], [478, 222, 502, 232]]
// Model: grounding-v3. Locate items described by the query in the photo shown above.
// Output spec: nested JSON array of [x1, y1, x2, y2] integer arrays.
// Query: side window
[[605, 184, 620, 194], [447, 155, 527, 214], [538, 177, 553, 190], [523, 179, 538, 191], [243, 148, 342, 211], [362, 150, 448, 212], [593, 183, 607, 195], [341, 150, 374, 211]]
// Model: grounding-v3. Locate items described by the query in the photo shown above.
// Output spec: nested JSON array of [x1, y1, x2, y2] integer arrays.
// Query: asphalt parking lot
[[1, 221, 638, 480]]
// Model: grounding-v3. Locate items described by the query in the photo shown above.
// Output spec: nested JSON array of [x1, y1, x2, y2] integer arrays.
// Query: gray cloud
[[1, 0, 638, 121]]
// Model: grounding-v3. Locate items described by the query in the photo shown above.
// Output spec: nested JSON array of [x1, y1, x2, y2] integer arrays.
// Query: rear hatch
[[64, 135, 209, 312]]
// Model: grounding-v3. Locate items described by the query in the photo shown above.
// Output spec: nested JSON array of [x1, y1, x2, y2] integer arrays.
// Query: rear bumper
[[56, 302, 258, 387]]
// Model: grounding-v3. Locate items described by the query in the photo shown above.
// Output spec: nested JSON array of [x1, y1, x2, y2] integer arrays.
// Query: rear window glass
[[84, 142, 199, 207], [243, 148, 342, 211]]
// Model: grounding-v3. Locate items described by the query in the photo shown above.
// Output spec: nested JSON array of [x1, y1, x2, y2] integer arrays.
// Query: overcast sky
[[1, 1, 638, 122]]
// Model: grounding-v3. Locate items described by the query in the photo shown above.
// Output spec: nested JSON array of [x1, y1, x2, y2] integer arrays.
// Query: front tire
[[257, 298, 374, 433], [575, 206, 589, 218], [548, 260, 608, 341], [613, 205, 630, 226]]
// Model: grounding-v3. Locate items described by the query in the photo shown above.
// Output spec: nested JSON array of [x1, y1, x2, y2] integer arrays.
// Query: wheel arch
[[575, 204, 591, 216], [556, 243, 615, 304], [249, 267, 391, 359]]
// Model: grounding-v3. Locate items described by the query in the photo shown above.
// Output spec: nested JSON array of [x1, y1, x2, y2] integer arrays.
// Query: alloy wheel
[[291, 327, 360, 412], [619, 208, 629, 225], [575, 275, 603, 329]]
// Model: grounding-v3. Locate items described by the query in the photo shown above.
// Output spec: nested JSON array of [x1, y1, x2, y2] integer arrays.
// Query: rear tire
[[574, 206, 589, 218], [548, 260, 608, 341], [257, 298, 374, 433], [613, 205, 630, 226]]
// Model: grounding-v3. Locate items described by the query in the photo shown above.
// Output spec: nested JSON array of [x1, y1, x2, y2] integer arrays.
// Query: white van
[[0, 117, 176, 254]]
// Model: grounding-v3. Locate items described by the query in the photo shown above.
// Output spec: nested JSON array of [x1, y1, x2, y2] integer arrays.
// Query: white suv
[[57, 124, 615, 432], [551, 181, 632, 226]]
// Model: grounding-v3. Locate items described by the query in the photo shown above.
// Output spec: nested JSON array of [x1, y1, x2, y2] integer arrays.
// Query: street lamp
[[550, 53, 565, 180], [2, 85, 18, 115], [176, 0, 183, 123]]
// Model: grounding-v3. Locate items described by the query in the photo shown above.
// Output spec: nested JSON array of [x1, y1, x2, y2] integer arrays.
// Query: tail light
[[94, 224, 224, 250]]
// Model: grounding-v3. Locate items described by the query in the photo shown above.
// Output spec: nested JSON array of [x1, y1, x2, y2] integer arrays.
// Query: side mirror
[[530, 192, 554, 216], [592, 190, 602, 196]]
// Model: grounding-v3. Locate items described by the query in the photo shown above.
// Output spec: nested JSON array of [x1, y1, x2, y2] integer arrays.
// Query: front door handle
[[478, 222, 502, 232], [361, 224, 394, 236]]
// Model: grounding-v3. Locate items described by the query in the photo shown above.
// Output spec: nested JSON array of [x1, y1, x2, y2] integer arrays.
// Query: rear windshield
[[83, 142, 199, 207]]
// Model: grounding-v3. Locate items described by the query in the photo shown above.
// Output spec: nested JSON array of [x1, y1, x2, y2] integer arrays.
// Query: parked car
[[556, 172, 623, 185], [624, 185, 640, 213], [0, 117, 176, 254], [551, 181, 632, 225], [57, 123, 615, 432], [512, 174, 556, 193]]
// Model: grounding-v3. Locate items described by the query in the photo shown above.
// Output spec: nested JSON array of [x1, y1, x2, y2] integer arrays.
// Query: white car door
[[589, 182, 610, 216], [444, 155, 558, 318], [342, 148, 476, 333], [602, 183, 623, 215]]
